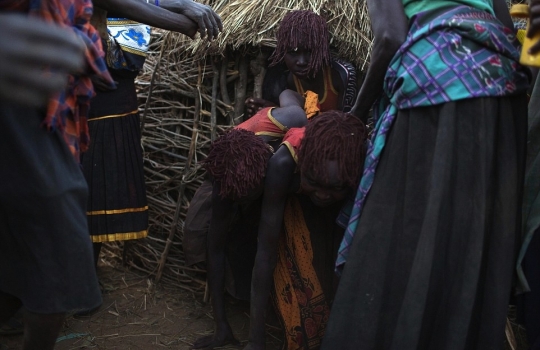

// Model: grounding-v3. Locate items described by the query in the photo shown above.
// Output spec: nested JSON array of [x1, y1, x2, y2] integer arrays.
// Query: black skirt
[[81, 72, 148, 242], [0, 103, 101, 314], [321, 96, 527, 350]]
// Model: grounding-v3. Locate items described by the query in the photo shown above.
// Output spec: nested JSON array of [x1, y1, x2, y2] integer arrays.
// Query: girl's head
[[269, 10, 331, 79], [298, 110, 367, 207], [203, 128, 272, 200]]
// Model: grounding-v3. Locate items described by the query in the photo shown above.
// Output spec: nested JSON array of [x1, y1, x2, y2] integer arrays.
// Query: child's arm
[[263, 90, 308, 130], [243, 146, 297, 350], [278, 89, 305, 107], [193, 183, 240, 349]]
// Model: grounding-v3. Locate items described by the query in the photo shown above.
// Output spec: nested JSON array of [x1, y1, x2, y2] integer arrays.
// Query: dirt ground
[[0, 264, 529, 350], [0, 265, 283, 350]]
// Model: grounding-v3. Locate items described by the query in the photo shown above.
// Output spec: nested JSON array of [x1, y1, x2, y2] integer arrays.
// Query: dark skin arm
[[93, 0, 200, 39], [278, 89, 304, 108], [492, 0, 514, 30], [271, 90, 308, 129], [349, 0, 408, 122], [529, 0, 540, 54], [192, 183, 240, 350], [91, 0, 221, 90], [159, 0, 223, 39], [271, 106, 308, 129], [245, 66, 317, 118], [243, 147, 297, 350]]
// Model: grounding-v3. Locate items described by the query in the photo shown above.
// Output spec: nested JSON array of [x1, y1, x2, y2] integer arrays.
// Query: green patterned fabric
[[403, 0, 494, 19]]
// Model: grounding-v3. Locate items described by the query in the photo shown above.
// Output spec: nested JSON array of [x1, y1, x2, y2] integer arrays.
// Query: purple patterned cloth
[[336, 5, 529, 271]]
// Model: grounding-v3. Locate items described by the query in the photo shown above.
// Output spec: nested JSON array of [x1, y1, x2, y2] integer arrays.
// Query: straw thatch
[[186, 0, 372, 69], [101, 0, 373, 293]]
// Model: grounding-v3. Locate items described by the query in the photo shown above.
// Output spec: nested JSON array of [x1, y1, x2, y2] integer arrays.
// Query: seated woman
[[194, 108, 367, 349], [245, 10, 358, 117]]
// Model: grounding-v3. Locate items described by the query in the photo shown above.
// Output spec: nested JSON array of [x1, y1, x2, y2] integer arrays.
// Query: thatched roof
[[186, 0, 373, 68]]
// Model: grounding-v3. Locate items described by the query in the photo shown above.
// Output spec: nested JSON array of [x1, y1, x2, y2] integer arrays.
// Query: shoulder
[[265, 146, 297, 192], [269, 145, 296, 169]]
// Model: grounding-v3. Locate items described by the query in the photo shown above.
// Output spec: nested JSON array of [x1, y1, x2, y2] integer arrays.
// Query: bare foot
[[192, 325, 240, 349]]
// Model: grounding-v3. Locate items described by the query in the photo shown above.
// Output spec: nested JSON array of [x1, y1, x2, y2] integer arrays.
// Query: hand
[[244, 98, 275, 118], [529, 0, 540, 54], [160, 0, 223, 40], [0, 14, 85, 108]]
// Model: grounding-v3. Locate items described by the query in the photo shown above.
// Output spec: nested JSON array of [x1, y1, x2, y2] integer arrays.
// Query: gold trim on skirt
[[88, 109, 139, 121], [91, 230, 148, 243], [87, 206, 148, 216]]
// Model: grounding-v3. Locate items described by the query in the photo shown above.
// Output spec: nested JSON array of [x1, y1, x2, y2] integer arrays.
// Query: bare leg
[[23, 310, 65, 350], [192, 185, 240, 349]]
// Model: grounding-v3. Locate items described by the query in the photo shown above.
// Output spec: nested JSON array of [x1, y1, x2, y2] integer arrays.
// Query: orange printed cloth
[[303, 91, 320, 119], [273, 196, 331, 350]]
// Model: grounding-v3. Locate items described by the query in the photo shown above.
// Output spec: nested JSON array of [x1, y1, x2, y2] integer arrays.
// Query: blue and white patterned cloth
[[106, 18, 151, 71], [335, 5, 530, 272]]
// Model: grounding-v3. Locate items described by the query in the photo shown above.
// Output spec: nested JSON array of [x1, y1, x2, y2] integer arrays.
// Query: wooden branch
[[155, 61, 203, 284], [211, 58, 219, 142], [233, 54, 248, 125], [219, 54, 231, 106], [250, 50, 269, 99], [140, 32, 170, 134]]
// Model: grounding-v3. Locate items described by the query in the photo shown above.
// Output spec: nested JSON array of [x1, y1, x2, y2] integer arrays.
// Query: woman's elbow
[[374, 32, 405, 57]]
